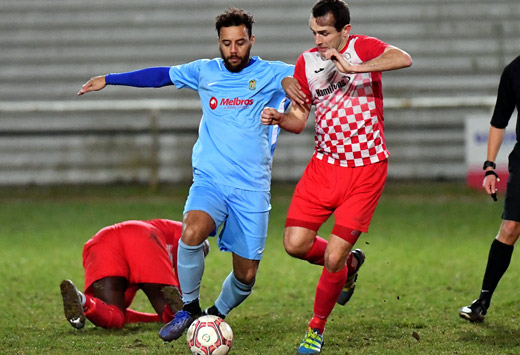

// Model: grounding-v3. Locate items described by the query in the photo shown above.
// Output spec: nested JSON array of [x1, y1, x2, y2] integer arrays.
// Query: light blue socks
[[215, 272, 254, 317], [177, 240, 206, 304]]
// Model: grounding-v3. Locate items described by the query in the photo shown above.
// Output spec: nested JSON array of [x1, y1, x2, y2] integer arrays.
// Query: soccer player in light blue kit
[[78, 7, 294, 341]]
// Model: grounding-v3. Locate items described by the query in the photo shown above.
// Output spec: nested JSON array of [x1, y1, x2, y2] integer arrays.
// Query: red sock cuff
[[303, 236, 327, 266], [322, 265, 348, 283], [84, 299, 125, 329], [125, 309, 161, 323]]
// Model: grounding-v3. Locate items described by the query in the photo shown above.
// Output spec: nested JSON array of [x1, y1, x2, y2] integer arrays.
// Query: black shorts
[[503, 146, 520, 222]]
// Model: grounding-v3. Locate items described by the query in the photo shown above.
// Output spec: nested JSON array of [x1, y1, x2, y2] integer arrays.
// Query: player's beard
[[220, 46, 252, 73]]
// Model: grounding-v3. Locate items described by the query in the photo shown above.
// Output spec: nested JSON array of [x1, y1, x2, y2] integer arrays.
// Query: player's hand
[[282, 77, 308, 106], [77, 75, 107, 96], [482, 171, 499, 199], [261, 107, 284, 126], [325, 48, 356, 73]]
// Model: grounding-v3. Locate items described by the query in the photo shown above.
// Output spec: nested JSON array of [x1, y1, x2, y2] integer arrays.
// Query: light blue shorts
[[183, 179, 271, 260]]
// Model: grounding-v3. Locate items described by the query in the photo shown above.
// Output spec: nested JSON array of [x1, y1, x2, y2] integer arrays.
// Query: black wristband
[[483, 160, 496, 170], [485, 170, 499, 178]]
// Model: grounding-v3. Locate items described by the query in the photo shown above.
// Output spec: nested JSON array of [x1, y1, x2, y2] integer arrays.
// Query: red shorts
[[286, 156, 387, 241], [82, 220, 178, 294]]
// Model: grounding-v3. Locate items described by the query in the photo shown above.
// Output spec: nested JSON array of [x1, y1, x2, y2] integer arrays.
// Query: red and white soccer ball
[[186, 315, 234, 355]]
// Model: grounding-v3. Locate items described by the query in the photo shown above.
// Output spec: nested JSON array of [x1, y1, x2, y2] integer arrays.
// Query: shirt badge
[[248, 79, 257, 90]]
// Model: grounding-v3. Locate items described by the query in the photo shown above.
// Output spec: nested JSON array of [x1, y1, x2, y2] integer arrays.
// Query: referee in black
[[459, 54, 520, 323]]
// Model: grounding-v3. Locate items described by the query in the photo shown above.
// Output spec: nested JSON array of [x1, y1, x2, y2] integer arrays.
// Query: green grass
[[1, 181, 520, 354]]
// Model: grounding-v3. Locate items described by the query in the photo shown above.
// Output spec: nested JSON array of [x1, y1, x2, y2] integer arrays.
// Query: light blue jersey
[[169, 57, 294, 191]]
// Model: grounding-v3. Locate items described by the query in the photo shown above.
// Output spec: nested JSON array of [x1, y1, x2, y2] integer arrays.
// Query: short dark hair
[[312, 0, 350, 31], [215, 7, 254, 38]]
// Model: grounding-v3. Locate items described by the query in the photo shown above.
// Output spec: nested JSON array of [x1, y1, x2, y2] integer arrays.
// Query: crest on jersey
[[249, 79, 256, 90]]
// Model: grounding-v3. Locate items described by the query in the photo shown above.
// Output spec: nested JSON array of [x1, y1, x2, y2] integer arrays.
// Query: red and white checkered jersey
[[294, 35, 390, 167]]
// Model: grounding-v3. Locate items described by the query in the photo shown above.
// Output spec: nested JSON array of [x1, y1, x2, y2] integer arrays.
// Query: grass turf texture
[[1, 181, 520, 354]]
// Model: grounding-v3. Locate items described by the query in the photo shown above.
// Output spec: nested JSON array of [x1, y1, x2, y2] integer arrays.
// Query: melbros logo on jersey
[[209, 96, 254, 110]]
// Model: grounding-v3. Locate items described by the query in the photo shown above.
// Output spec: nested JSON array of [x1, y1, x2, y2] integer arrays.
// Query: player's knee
[[324, 252, 347, 272], [181, 225, 207, 245], [283, 237, 305, 258], [233, 270, 256, 286], [498, 220, 520, 244], [283, 231, 311, 258]]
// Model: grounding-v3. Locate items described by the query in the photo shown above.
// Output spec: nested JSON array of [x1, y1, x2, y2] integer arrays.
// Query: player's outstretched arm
[[77, 75, 106, 96], [77, 67, 173, 96]]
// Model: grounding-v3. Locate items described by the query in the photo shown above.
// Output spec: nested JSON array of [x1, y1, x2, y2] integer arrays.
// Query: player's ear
[[250, 35, 255, 45], [341, 24, 351, 38]]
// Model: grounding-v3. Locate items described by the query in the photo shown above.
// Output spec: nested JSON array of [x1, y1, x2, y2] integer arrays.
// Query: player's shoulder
[[255, 57, 292, 67], [254, 57, 294, 75], [505, 55, 520, 72], [298, 48, 320, 65], [193, 58, 219, 68], [349, 34, 388, 49], [350, 34, 380, 41], [299, 47, 320, 59]]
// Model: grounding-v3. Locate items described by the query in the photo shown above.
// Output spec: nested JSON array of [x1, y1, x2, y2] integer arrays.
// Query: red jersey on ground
[[82, 219, 182, 295]]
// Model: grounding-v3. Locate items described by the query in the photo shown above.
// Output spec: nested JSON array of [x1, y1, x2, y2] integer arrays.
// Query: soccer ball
[[186, 315, 233, 355]]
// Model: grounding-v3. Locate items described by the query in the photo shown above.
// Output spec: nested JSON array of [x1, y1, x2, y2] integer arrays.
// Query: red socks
[[161, 304, 175, 323], [83, 296, 125, 329], [309, 265, 348, 333], [83, 296, 175, 327], [125, 304, 174, 324], [125, 309, 161, 324], [303, 236, 328, 265]]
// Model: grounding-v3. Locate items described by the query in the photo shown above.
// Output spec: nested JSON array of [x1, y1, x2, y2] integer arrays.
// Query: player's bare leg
[[284, 226, 317, 259], [204, 253, 259, 318], [73, 276, 127, 329], [92, 276, 128, 311], [139, 283, 183, 320]]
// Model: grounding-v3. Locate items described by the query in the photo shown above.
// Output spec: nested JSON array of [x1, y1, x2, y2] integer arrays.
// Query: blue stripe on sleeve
[[105, 67, 173, 87]]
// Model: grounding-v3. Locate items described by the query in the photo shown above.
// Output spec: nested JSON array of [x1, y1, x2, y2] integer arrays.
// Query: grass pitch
[[1, 182, 520, 354]]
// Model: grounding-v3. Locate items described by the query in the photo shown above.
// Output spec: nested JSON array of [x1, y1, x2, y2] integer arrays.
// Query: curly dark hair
[[215, 7, 254, 38]]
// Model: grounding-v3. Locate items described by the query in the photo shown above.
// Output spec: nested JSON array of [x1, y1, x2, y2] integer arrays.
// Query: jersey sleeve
[[354, 35, 389, 62], [274, 62, 295, 83], [294, 54, 313, 102], [169, 59, 207, 91], [490, 64, 516, 128], [105, 67, 172, 87]]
